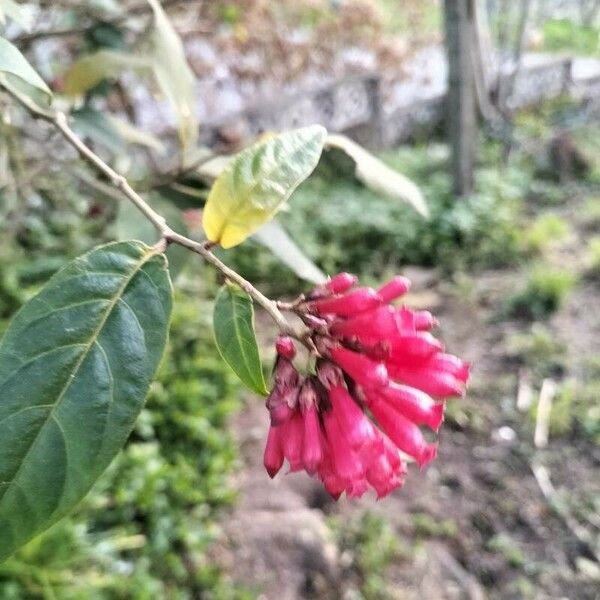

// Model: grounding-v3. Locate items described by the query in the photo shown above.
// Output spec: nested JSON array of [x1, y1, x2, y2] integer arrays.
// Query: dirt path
[[213, 243, 600, 599]]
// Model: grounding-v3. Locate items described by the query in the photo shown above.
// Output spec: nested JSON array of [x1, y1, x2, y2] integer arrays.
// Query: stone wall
[[199, 53, 600, 150]]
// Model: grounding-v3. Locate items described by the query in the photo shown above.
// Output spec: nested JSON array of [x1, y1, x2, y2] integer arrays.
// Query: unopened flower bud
[[326, 272, 357, 294], [377, 276, 411, 303], [276, 336, 296, 359], [264, 426, 284, 478]]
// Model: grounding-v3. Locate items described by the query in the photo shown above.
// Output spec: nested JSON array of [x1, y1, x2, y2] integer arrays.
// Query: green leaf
[[252, 220, 326, 284], [325, 134, 429, 217], [0, 36, 51, 100], [213, 283, 267, 396], [202, 125, 327, 249], [0, 240, 173, 562], [145, 0, 198, 150]]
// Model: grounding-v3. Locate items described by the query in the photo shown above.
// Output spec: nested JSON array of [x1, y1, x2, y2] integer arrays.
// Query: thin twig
[[1, 80, 309, 344]]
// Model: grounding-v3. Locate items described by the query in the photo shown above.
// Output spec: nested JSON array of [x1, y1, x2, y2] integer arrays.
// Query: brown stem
[[1, 79, 309, 344]]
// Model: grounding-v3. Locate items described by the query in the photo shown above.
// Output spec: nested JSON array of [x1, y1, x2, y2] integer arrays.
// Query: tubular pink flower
[[387, 363, 466, 398], [326, 272, 358, 294], [330, 345, 388, 389], [302, 404, 324, 474], [347, 478, 369, 498], [262, 271, 469, 499], [309, 287, 382, 317], [322, 410, 363, 481], [369, 398, 438, 467], [377, 276, 411, 303], [280, 412, 304, 471], [330, 306, 397, 346], [413, 310, 438, 331], [388, 332, 444, 360], [379, 382, 444, 432], [425, 353, 471, 382], [366, 454, 403, 498], [395, 307, 417, 333], [320, 470, 346, 501], [329, 384, 374, 449], [264, 426, 284, 478]]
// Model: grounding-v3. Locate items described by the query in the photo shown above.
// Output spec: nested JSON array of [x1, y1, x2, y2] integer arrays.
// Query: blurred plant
[[585, 236, 600, 278], [582, 197, 600, 229], [544, 378, 600, 444], [411, 512, 459, 539], [331, 511, 405, 600], [523, 214, 570, 255], [504, 266, 576, 320], [507, 324, 566, 378], [486, 534, 525, 569]]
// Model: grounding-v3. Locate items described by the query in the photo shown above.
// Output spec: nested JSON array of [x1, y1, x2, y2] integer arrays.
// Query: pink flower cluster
[[263, 273, 470, 500]]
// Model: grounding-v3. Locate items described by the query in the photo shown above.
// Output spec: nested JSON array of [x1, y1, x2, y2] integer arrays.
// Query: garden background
[[0, 1, 599, 598]]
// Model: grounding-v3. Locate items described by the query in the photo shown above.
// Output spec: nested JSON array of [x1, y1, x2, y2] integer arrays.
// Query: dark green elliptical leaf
[[213, 283, 268, 396], [0, 241, 172, 562]]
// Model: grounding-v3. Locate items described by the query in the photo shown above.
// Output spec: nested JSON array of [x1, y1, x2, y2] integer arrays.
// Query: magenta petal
[[369, 399, 438, 467], [322, 411, 363, 481], [381, 382, 445, 431], [330, 306, 397, 346], [388, 332, 444, 360], [281, 412, 304, 471], [302, 405, 324, 474], [330, 346, 389, 389], [326, 272, 358, 294], [310, 287, 382, 317], [329, 385, 374, 449], [377, 276, 411, 303], [387, 364, 465, 398], [264, 426, 284, 478], [413, 310, 438, 331]]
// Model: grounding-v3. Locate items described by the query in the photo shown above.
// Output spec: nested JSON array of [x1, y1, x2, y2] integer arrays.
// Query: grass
[[507, 324, 566, 378], [504, 266, 576, 320], [524, 214, 570, 255], [486, 534, 526, 569], [331, 511, 405, 600]]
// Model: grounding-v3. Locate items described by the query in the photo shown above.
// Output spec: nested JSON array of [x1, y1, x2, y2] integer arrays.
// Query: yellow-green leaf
[[203, 125, 327, 249], [64, 50, 151, 96]]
